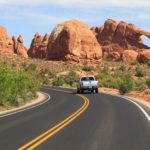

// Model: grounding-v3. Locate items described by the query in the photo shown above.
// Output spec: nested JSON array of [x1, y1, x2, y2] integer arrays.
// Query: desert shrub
[[130, 61, 139, 65], [97, 71, 123, 89], [102, 66, 109, 74], [135, 66, 147, 77], [119, 75, 134, 94], [48, 71, 56, 78], [82, 65, 94, 72], [42, 77, 49, 85], [147, 60, 150, 66], [52, 77, 65, 86], [14, 71, 40, 99], [38, 73, 49, 85], [97, 69, 133, 93], [23, 63, 36, 72], [0, 64, 40, 106], [146, 78, 150, 88], [119, 64, 126, 72], [65, 70, 78, 87], [24, 63, 37, 72], [134, 79, 147, 91], [0, 64, 15, 105]]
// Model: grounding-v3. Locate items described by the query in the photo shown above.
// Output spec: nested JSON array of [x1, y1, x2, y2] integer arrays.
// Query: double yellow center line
[[18, 94, 89, 150]]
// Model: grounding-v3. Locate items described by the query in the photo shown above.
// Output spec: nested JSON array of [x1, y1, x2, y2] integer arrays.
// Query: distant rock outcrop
[[91, 19, 150, 61], [0, 26, 28, 57], [139, 50, 150, 63], [47, 19, 102, 63], [28, 33, 49, 59]]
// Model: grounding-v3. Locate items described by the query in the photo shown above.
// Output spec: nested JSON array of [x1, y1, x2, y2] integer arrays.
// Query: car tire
[[95, 89, 98, 93]]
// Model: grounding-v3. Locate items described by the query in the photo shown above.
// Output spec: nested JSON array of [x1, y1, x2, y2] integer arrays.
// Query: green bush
[[48, 71, 56, 78], [52, 77, 65, 86], [101, 66, 109, 75], [24, 63, 37, 72], [0, 64, 40, 106], [119, 64, 126, 72], [38, 73, 49, 85], [147, 60, 150, 66], [0, 64, 15, 105], [134, 79, 147, 91], [82, 65, 94, 72], [119, 75, 134, 94], [135, 66, 147, 77], [96, 69, 133, 94], [130, 61, 139, 65], [97, 71, 124, 89], [65, 71, 78, 87], [42, 77, 49, 85], [146, 78, 150, 88]]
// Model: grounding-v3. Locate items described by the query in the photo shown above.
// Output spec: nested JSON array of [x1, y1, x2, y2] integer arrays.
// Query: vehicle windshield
[[81, 77, 94, 81], [89, 77, 94, 81], [81, 77, 89, 81]]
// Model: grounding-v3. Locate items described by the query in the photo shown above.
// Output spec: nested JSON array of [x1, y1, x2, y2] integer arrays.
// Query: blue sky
[[0, 0, 150, 48]]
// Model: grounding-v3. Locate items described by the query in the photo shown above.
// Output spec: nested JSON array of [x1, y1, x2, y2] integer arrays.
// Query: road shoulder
[[100, 91, 150, 118], [0, 92, 49, 117]]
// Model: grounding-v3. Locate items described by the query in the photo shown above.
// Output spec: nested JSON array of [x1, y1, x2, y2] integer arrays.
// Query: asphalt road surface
[[0, 87, 150, 150]]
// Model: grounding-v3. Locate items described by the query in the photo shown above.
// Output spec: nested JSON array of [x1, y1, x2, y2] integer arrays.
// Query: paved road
[[0, 87, 150, 150]]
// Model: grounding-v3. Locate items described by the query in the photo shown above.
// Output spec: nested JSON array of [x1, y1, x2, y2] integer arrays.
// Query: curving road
[[0, 87, 150, 150]]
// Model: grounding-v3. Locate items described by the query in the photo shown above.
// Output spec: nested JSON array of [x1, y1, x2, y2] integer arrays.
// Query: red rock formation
[[0, 26, 14, 54], [0, 26, 27, 57], [139, 50, 150, 62], [28, 33, 49, 59], [16, 35, 28, 58], [47, 19, 102, 63], [91, 19, 150, 61], [12, 36, 17, 53], [109, 52, 121, 61], [122, 50, 138, 62]]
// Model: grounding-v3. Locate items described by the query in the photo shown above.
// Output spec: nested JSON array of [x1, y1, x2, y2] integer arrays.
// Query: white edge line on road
[[103, 92, 150, 123], [0, 92, 51, 118], [44, 87, 150, 123]]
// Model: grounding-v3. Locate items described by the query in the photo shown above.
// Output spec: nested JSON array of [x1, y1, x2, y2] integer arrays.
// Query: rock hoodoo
[[0, 26, 14, 54], [0, 26, 28, 57], [91, 19, 150, 61], [47, 19, 102, 63], [28, 33, 49, 59], [15, 35, 28, 58]]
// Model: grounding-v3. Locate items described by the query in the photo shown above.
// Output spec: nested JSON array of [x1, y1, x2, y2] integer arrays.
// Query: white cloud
[[0, 0, 150, 30], [0, 0, 150, 8]]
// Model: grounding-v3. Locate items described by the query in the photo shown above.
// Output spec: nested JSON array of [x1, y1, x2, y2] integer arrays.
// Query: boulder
[[109, 52, 121, 61], [139, 50, 150, 62], [122, 50, 138, 62], [28, 33, 49, 59], [47, 19, 102, 63]]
